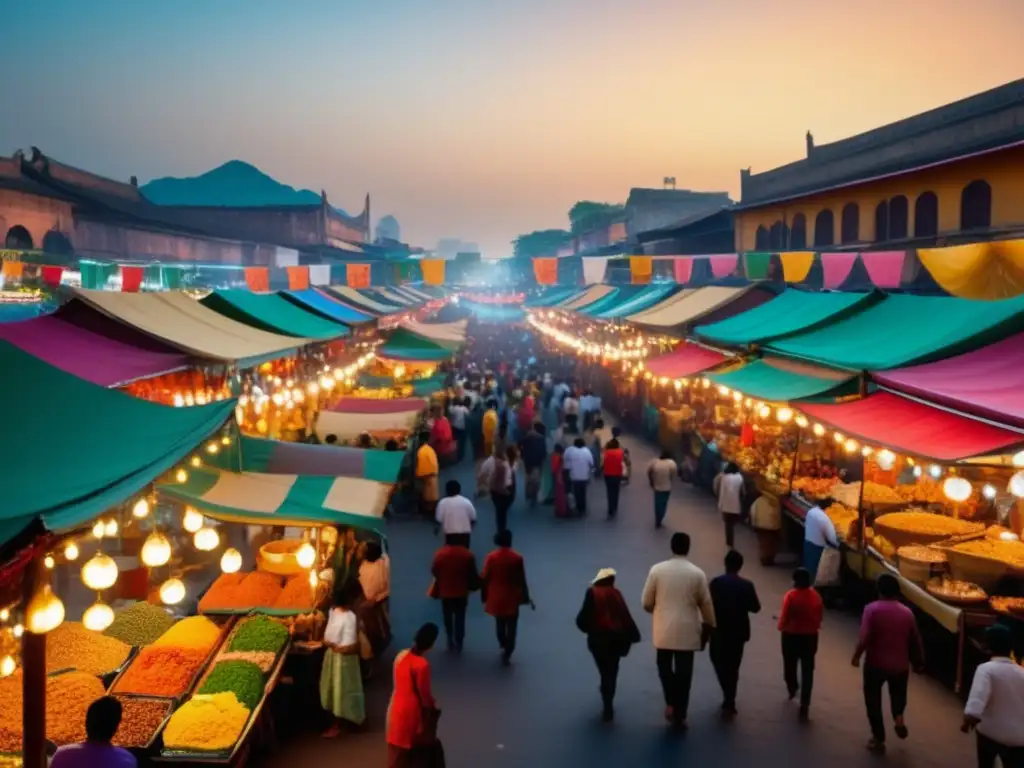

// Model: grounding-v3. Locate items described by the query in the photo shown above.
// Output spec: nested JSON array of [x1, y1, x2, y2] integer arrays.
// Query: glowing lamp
[[295, 541, 317, 570], [795, 415, 809, 428], [13, 625, 23, 639], [172, 393, 185, 408], [104, 519, 118, 537], [943, 476, 973, 502], [732, 391, 742, 403], [913, 466, 923, 478], [190, 455, 202, 468], [92, 521, 106, 539], [983, 484, 997, 500], [194, 526, 220, 552], [812, 423, 825, 437], [141, 532, 172, 568], [928, 464, 943, 479], [26, 585, 64, 634], [308, 569, 319, 588], [220, 548, 242, 574], [875, 449, 896, 471], [221, 435, 231, 446], [183, 507, 204, 533], [174, 468, 188, 484], [717, 386, 730, 397], [776, 407, 794, 424], [1009, 471, 1024, 498], [132, 498, 151, 519], [1014, 451, 1024, 468], [844, 439, 859, 454], [757, 405, 771, 419], [0, 656, 15, 678], [81, 553, 118, 591], [43, 555, 55, 570], [82, 601, 114, 632], [159, 578, 186, 606], [206, 441, 220, 455], [833, 432, 845, 444], [0, 609, 8, 622]]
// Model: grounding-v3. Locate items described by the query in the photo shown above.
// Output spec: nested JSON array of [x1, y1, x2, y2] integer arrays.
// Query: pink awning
[[645, 343, 727, 379], [327, 397, 428, 414], [874, 333, 1024, 428]]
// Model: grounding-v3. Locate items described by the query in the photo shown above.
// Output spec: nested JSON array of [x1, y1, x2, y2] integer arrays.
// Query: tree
[[568, 201, 625, 234], [513, 229, 571, 259]]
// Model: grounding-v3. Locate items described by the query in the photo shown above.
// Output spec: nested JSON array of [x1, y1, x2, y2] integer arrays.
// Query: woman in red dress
[[429, 408, 457, 466], [387, 623, 443, 767], [551, 444, 569, 518]]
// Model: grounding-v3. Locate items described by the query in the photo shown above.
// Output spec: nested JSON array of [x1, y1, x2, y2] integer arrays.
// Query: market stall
[[280, 290, 375, 327], [200, 290, 349, 341], [314, 397, 429, 445]]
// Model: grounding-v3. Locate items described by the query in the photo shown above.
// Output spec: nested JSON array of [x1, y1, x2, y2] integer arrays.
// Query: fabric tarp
[[391, 286, 429, 303], [578, 287, 642, 317], [66, 290, 305, 366], [708, 358, 859, 402], [326, 286, 395, 315], [374, 288, 418, 306], [282, 290, 374, 326], [696, 289, 882, 346], [1, 342, 236, 546], [645, 343, 728, 379], [874, 332, 1024, 428], [358, 289, 405, 310], [0, 317, 189, 387], [596, 284, 680, 319], [201, 290, 348, 340], [316, 397, 427, 440], [399, 287, 436, 302], [917, 240, 1024, 300], [207, 434, 404, 483], [399, 318, 468, 347], [558, 285, 615, 310], [159, 468, 389, 531], [627, 286, 751, 329], [377, 328, 455, 361], [800, 392, 1024, 461], [526, 287, 583, 308], [768, 293, 1024, 370]]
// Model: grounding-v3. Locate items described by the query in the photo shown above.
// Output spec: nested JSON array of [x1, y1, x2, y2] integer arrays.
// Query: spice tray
[[111, 695, 177, 752]]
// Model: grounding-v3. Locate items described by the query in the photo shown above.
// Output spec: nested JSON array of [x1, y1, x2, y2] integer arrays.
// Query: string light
[[81, 553, 119, 591], [141, 532, 172, 568], [159, 578, 186, 606], [183, 507, 204, 533], [194, 526, 220, 552], [132, 499, 151, 519], [174, 468, 189, 483], [812, 423, 825, 437], [104, 519, 118, 537], [0, 656, 15, 678], [82, 601, 114, 632], [220, 548, 242, 574], [26, 585, 64, 634], [983, 484, 998, 500]]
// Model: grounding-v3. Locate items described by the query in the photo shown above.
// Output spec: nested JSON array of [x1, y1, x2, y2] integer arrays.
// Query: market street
[[260, 428, 974, 768]]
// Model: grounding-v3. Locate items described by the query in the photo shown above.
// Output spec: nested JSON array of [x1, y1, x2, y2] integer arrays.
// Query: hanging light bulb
[[81, 553, 119, 591], [844, 438, 859, 454], [862, 446, 874, 457], [776, 407, 794, 424], [183, 507, 204, 533], [717, 385, 730, 397], [82, 601, 114, 632], [758, 405, 771, 419], [172, 393, 185, 407], [174, 468, 188, 484], [875, 449, 896, 471], [104, 519, 118, 537], [220, 548, 242, 574], [206, 441, 220, 455], [795, 415, 809, 428], [295, 541, 316, 570], [833, 432, 845, 444], [159, 578, 186, 606], [92, 520, 106, 539], [221, 434, 232, 446], [194, 526, 220, 552], [141, 532, 172, 568], [0, 656, 15, 678], [1013, 451, 1024, 468], [943, 476, 973, 503], [983, 484, 998, 500], [43, 555, 55, 570], [812, 423, 825, 437], [308, 569, 319, 588], [913, 465, 923, 478], [190, 455, 202, 468], [132, 498, 150, 519], [928, 464, 943, 479], [12, 624, 23, 639], [26, 584, 65, 634], [0, 608, 9, 622], [1009, 470, 1024, 498]]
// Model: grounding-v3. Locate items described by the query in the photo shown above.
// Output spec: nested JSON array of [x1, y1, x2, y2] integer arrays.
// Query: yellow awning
[[627, 286, 750, 329], [558, 285, 615, 310]]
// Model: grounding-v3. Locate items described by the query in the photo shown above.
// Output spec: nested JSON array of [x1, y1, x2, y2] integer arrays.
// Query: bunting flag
[[583, 256, 611, 285], [860, 250, 907, 290], [673, 257, 693, 285], [532, 257, 558, 285], [709, 254, 739, 279], [41, 265, 64, 288], [821, 252, 858, 289], [161, 265, 186, 290], [120, 265, 144, 292], [346, 263, 371, 289], [421, 258, 445, 286], [743, 252, 772, 280], [287, 265, 310, 290], [1, 260, 24, 282], [918, 242, 1024, 299], [779, 251, 815, 283], [629, 256, 653, 284], [244, 266, 270, 292], [309, 264, 330, 286]]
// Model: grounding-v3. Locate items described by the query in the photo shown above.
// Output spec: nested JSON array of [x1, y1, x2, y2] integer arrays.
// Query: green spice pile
[[104, 602, 177, 647], [227, 617, 288, 654], [198, 660, 265, 711]]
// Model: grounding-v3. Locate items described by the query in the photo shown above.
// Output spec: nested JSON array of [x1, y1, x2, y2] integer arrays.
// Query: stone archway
[[4, 225, 33, 249]]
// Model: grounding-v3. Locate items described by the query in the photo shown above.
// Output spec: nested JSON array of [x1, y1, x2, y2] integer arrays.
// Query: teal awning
[[377, 328, 453, 362], [201, 290, 348, 340], [708, 359, 859, 402]]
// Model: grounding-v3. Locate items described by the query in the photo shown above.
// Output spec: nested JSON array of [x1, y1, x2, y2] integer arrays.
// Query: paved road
[[260, 431, 974, 767]]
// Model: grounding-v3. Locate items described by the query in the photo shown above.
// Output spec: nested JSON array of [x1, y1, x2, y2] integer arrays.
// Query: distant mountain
[[140, 160, 347, 214]]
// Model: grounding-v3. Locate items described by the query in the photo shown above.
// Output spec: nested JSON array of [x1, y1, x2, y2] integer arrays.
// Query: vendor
[[416, 430, 441, 519], [358, 541, 392, 654]]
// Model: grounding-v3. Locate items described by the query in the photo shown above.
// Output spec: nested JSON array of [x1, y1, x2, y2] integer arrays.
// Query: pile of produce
[[896, 545, 948, 564], [198, 573, 246, 611], [152, 615, 222, 653], [874, 511, 983, 538], [162, 693, 250, 752], [104, 602, 177, 647], [824, 503, 859, 542], [926, 576, 987, 603], [198, 660, 265, 710], [990, 596, 1024, 615], [953, 538, 1024, 568], [273, 574, 316, 611], [199, 572, 285, 612], [792, 477, 837, 499], [216, 651, 277, 672], [0, 671, 106, 749], [112, 697, 173, 748], [46, 621, 131, 675], [228, 616, 289, 654], [112, 646, 208, 697]]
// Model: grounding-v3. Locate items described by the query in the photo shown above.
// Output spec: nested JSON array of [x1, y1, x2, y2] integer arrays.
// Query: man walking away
[[641, 532, 716, 730], [602, 438, 626, 519], [777, 567, 823, 722], [434, 480, 476, 548], [715, 463, 744, 549], [482, 530, 532, 666], [564, 437, 595, 516], [647, 451, 679, 528], [964, 624, 1024, 768], [709, 550, 761, 717], [519, 422, 548, 508], [489, 446, 517, 532], [450, 396, 470, 463], [853, 573, 925, 754], [430, 534, 479, 652]]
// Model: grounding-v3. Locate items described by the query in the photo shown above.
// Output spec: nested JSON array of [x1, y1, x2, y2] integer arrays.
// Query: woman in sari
[[429, 407, 457, 466], [551, 444, 569, 518], [387, 623, 443, 767], [320, 585, 366, 736]]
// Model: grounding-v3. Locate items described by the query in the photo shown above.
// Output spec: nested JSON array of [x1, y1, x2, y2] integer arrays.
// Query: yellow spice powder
[[163, 692, 249, 751], [152, 615, 221, 652]]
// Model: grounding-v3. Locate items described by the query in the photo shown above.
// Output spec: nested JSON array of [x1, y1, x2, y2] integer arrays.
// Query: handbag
[[410, 655, 441, 743]]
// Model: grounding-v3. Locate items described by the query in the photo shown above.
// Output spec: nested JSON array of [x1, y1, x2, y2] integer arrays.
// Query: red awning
[[645, 343, 727, 379], [800, 392, 1024, 461]]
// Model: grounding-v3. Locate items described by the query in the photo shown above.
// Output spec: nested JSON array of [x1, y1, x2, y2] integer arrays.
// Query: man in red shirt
[[602, 438, 626, 519], [430, 535, 480, 652], [777, 567, 823, 722], [481, 529, 532, 666], [852, 573, 925, 754]]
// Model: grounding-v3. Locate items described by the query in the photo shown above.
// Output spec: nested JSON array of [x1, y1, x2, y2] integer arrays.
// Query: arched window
[[960, 180, 992, 230], [4, 225, 32, 249], [840, 203, 860, 244], [768, 221, 788, 250], [914, 192, 939, 239], [42, 230, 74, 255], [888, 195, 909, 239], [754, 225, 770, 250], [874, 201, 889, 241], [813, 210, 834, 247], [789, 213, 807, 249]]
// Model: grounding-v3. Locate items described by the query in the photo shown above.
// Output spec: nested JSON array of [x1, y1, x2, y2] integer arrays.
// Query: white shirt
[[965, 658, 1024, 746], [641, 556, 716, 651], [562, 397, 579, 416], [716, 473, 744, 516], [435, 494, 477, 534], [804, 505, 838, 548], [449, 404, 468, 430], [563, 446, 594, 482], [323, 608, 358, 647]]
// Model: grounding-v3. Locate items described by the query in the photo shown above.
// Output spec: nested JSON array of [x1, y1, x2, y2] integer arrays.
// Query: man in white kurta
[[641, 532, 716, 729]]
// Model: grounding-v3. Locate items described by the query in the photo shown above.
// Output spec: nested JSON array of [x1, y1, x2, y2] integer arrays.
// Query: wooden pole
[[22, 558, 46, 768]]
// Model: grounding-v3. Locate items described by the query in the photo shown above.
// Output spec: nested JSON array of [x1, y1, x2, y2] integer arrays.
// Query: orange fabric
[[244, 267, 269, 292], [346, 263, 371, 289], [421, 259, 445, 286], [286, 265, 310, 290], [630, 256, 653, 284], [1, 260, 24, 280], [387, 650, 436, 749], [533, 257, 558, 285]]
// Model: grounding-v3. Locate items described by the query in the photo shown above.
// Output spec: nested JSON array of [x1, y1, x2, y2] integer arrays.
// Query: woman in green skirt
[[320, 585, 366, 736]]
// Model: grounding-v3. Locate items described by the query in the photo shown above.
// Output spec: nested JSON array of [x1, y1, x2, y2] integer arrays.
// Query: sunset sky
[[2, 0, 1022, 257]]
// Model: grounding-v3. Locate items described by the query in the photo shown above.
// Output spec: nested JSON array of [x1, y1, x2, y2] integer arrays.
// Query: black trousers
[[441, 597, 467, 648], [565, 413, 579, 433], [781, 633, 818, 710], [604, 476, 622, 518], [453, 428, 466, 461], [709, 638, 745, 707], [492, 492, 513, 532], [723, 513, 738, 548], [495, 614, 519, 657], [656, 649, 695, 722], [863, 666, 909, 742], [977, 733, 1024, 768], [572, 480, 588, 516], [592, 649, 621, 709]]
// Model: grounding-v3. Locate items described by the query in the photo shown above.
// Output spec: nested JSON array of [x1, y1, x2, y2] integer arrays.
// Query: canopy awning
[[326, 286, 397, 315], [1, 342, 235, 546], [65, 289, 305, 366], [400, 318, 468, 347], [0, 317, 189, 387], [800, 392, 1024, 461], [645, 343, 729, 379], [697, 289, 882, 346], [316, 397, 427, 440], [159, 468, 389, 531], [526, 287, 583, 308], [874, 332, 1024, 428], [374, 288, 419, 306], [558, 285, 615, 311], [394, 286, 434, 303], [596, 284, 680, 319], [708, 358, 859, 402], [282, 290, 374, 326], [201, 290, 348, 339], [577, 287, 641, 317], [768, 293, 1024, 370], [377, 328, 454, 362], [626, 286, 754, 329]]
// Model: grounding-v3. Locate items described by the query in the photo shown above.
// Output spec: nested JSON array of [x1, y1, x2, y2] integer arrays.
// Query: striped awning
[[315, 397, 427, 441]]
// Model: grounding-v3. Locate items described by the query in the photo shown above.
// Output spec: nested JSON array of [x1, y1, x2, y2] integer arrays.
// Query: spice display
[[925, 577, 987, 604], [896, 545, 948, 564], [199, 571, 285, 612], [953, 538, 1024, 568], [198, 660, 265, 710], [152, 615, 222, 652], [792, 476, 837, 499], [823, 503, 858, 541], [104, 602, 177, 647], [112, 697, 173, 748], [162, 692, 250, 752], [113, 646, 208, 697], [874, 511, 983, 538], [198, 573, 246, 612], [216, 651, 277, 672], [228, 616, 289, 654], [45, 621, 131, 676], [273, 574, 316, 611], [0, 672, 22, 752], [991, 596, 1024, 615]]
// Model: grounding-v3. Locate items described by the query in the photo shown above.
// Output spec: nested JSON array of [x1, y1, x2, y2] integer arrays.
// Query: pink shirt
[[859, 599, 919, 674]]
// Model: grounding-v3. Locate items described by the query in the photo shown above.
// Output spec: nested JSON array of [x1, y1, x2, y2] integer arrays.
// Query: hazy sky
[[2, 0, 1022, 257]]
